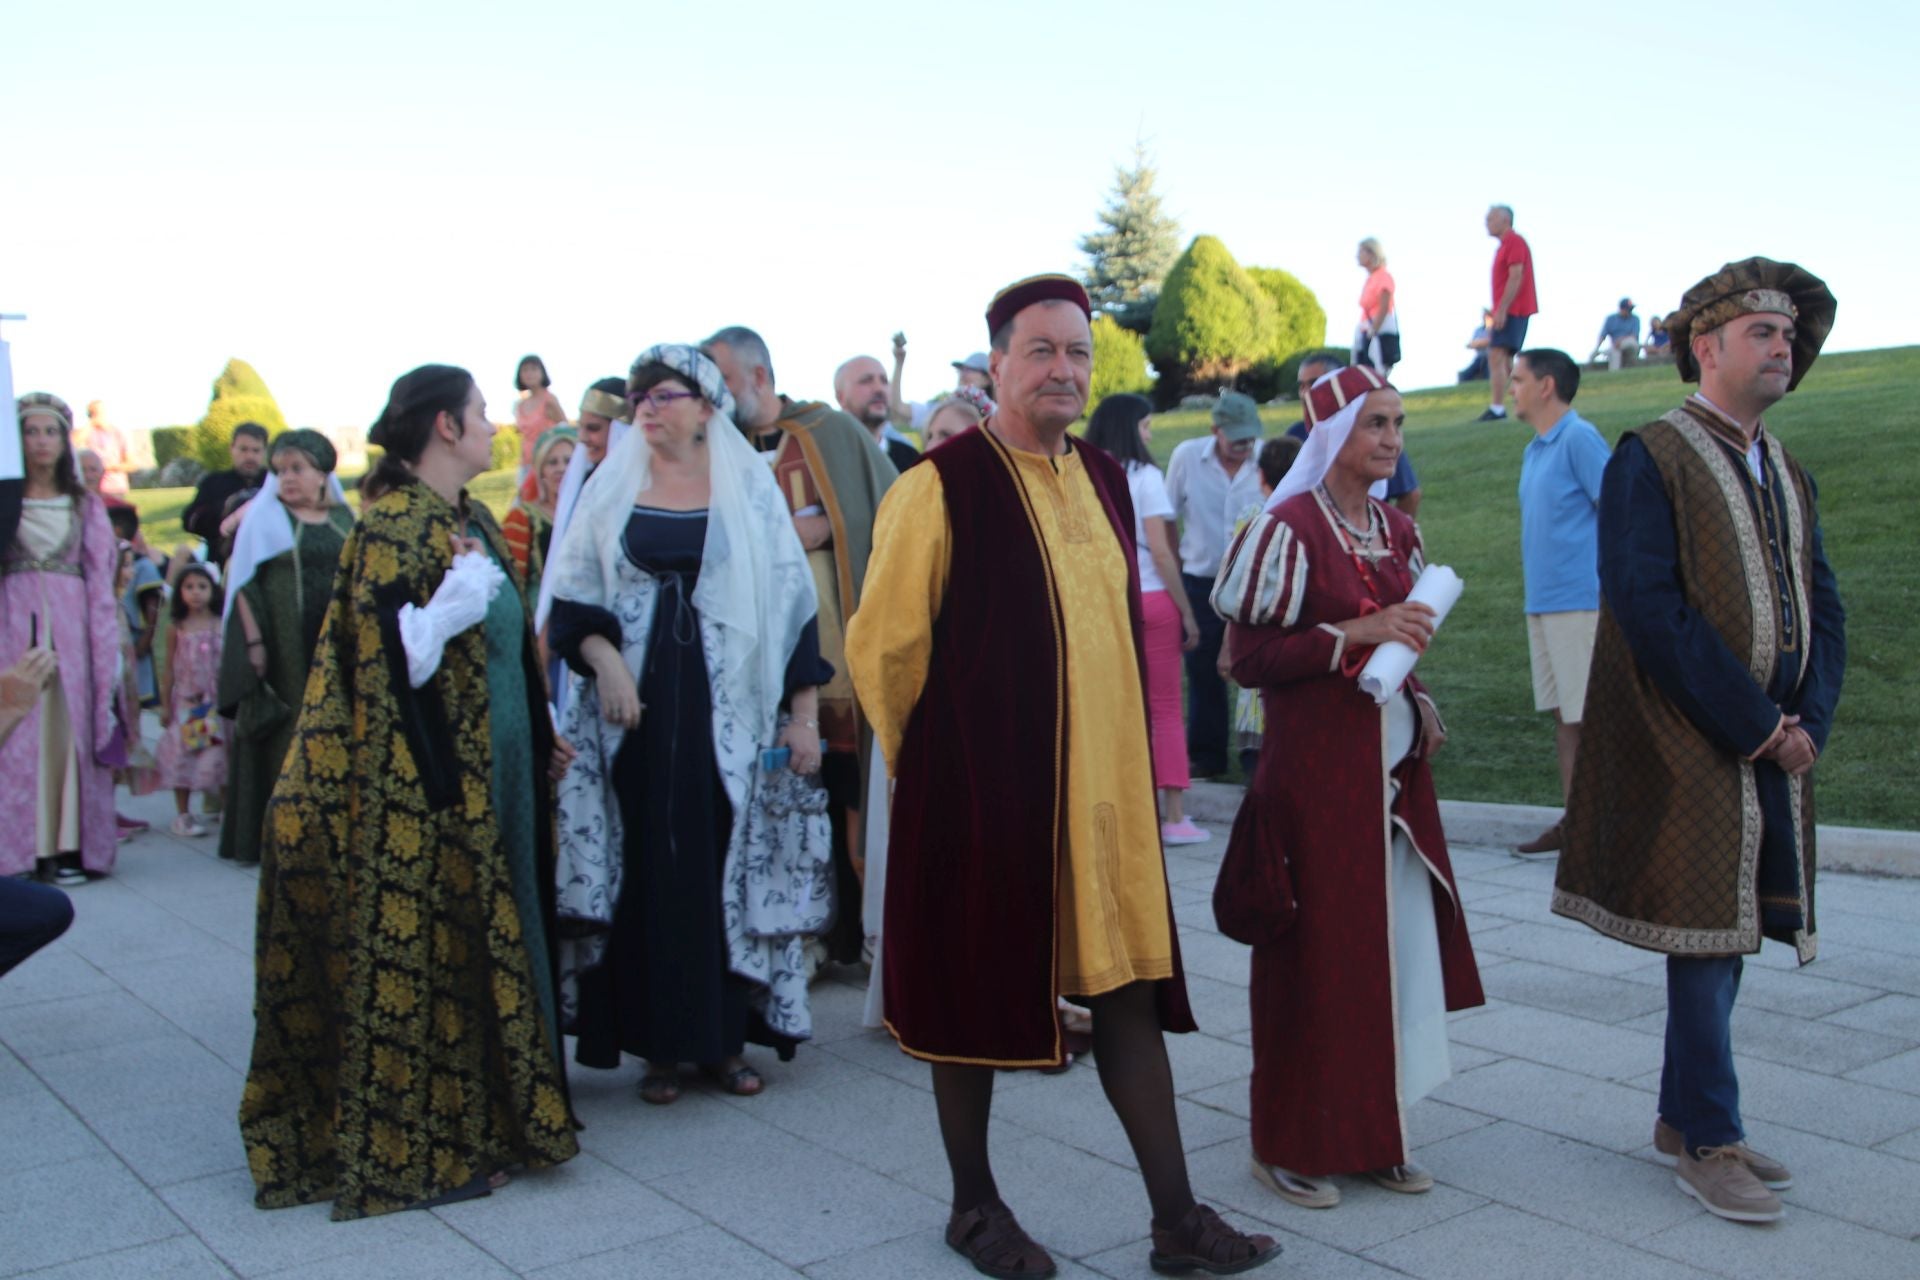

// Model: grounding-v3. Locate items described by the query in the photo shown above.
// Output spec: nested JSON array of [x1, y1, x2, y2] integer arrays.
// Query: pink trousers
[[1141, 589, 1190, 791]]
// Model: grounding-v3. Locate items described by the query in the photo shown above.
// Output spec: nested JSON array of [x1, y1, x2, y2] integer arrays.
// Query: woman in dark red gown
[[1213, 366, 1484, 1210]]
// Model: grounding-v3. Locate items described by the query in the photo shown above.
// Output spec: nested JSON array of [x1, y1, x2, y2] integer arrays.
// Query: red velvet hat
[[985, 273, 1092, 339], [1304, 365, 1389, 430]]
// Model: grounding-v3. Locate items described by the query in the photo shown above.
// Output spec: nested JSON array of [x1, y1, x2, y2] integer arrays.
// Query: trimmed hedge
[[1089, 314, 1154, 407], [191, 359, 289, 470], [1246, 266, 1327, 366], [150, 426, 194, 468], [1146, 236, 1275, 400], [490, 424, 521, 473]]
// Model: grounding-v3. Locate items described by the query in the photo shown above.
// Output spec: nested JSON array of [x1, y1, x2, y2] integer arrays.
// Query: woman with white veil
[[547, 344, 832, 1106], [216, 430, 353, 866]]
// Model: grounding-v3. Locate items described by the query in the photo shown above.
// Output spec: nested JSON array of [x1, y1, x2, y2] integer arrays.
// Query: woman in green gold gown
[[240, 366, 577, 1220], [217, 430, 354, 866]]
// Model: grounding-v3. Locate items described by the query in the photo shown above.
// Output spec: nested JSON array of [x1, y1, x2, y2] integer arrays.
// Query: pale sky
[[6, 0, 1911, 432]]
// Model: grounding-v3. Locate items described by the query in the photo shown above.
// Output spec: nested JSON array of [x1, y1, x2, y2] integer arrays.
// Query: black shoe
[[1474, 408, 1507, 422]]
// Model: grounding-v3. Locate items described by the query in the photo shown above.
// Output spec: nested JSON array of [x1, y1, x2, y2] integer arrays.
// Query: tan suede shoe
[[1676, 1146, 1785, 1223], [1655, 1119, 1792, 1189]]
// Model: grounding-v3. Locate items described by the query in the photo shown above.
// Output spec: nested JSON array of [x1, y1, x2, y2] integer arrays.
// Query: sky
[[5, 0, 1914, 433]]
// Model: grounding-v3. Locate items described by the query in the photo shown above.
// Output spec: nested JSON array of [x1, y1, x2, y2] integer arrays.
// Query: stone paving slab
[[3, 791, 1917, 1278]]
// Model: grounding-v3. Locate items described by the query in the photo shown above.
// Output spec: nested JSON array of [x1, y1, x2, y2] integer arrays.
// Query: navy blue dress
[[550, 506, 829, 1068]]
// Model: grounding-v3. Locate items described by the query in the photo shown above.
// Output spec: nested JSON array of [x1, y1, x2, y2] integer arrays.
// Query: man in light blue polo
[[1510, 348, 1612, 854]]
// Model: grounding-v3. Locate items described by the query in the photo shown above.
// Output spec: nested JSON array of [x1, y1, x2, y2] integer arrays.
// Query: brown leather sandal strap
[[1161, 1204, 1262, 1266], [949, 1203, 1052, 1276]]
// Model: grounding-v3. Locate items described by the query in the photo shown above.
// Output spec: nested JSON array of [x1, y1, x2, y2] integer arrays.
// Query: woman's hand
[[219, 500, 254, 539], [248, 640, 267, 677], [1420, 705, 1447, 758], [548, 735, 577, 782], [776, 716, 822, 776], [1180, 610, 1201, 654], [594, 659, 642, 729], [1339, 602, 1436, 652]]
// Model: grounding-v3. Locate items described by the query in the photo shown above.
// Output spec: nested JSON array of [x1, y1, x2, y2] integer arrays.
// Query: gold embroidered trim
[[1550, 887, 1758, 956], [1665, 410, 1774, 687]]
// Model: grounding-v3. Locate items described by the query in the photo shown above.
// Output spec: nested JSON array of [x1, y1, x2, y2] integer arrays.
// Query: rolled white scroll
[[1357, 564, 1465, 704]]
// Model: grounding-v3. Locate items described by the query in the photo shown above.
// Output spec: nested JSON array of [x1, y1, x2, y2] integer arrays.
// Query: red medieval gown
[[1220, 488, 1484, 1176]]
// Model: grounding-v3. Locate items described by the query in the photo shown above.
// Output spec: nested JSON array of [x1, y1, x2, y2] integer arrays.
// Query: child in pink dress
[[154, 565, 228, 837]]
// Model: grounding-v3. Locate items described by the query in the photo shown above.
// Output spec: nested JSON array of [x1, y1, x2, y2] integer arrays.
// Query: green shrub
[[190, 359, 289, 469], [1088, 314, 1154, 408], [1145, 236, 1275, 401], [150, 426, 194, 468], [1246, 267, 1327, 366], [490, 424, 521, 473]]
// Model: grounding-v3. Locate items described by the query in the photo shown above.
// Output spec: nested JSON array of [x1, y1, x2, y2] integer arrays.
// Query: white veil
[[544, 345, 815, 756], [221, 470, 349, 621]]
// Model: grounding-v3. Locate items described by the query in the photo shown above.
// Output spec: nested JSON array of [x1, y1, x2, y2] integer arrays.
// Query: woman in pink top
[[514, 354, 566, 499], [1084, 393, 1211, 846], [1354, 238, 1399, 379]]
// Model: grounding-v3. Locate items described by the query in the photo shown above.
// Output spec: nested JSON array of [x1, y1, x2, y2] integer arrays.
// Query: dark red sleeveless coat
[[881, 426, 1196, 1067]]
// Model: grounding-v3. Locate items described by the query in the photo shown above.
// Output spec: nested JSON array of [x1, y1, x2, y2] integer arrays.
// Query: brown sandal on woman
[[1148, 1203, 1282, 1275], [945, 1199, 1057, 1279], [638, 1071, 682, 1105]]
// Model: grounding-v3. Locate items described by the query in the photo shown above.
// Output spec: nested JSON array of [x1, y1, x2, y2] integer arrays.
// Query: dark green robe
[[217, 505, 355, 865]]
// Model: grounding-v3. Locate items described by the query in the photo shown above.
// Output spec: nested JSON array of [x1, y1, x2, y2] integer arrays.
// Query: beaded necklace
[[1316, 484, 1395, 604]]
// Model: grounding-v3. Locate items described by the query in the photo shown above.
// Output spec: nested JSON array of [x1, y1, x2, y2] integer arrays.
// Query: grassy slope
[[1141, 347, 1917, 830], [129, 347, 1916, 827]]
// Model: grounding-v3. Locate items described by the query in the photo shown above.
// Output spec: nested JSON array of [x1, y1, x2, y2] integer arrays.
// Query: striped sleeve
[[1210, 512, 1309, 628]]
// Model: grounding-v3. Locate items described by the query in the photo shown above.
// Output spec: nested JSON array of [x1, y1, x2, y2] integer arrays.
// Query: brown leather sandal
[[1148, 1203, 1282, 1275], [945, 1199, 1058, 1279]]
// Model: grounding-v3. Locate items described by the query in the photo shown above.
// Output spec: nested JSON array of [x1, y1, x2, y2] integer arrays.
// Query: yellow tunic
[[848, 442, 1172, 996]]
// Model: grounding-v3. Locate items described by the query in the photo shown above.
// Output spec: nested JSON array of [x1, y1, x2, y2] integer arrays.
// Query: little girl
[[154, 564, 228, 837]]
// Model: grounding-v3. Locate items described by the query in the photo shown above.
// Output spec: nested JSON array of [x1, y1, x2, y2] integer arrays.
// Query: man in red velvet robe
[[848, 275, 1279, 1279]]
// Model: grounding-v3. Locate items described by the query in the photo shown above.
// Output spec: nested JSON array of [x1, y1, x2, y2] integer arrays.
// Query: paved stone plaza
[[4, 791, 1917, 1279]]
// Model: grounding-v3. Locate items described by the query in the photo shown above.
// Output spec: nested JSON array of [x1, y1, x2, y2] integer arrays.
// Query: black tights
[[930, 981, 1196, 1227]]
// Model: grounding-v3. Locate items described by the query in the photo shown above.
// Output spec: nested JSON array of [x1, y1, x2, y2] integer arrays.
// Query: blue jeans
[[1658, 955, 1744, 1152], [0, 877, 74, 981]]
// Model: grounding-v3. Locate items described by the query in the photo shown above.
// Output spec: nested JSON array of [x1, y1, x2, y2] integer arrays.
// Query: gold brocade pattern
[[240, 483, 577, 1220], [995, 446, 1172, 995]]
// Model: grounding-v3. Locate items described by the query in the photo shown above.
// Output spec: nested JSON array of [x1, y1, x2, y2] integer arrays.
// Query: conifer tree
[[1079, 144, 1181, 330]]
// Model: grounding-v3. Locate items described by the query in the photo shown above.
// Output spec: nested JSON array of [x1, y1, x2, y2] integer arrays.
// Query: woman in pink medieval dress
[[1212, 366, 1484, 1210], [2, 395, 123, 884]]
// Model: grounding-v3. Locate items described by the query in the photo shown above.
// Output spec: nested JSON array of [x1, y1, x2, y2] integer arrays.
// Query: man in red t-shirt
[[1478, 204, 1539, 421]]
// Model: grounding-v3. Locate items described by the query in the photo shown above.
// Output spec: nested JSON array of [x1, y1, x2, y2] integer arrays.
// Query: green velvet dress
[[471, 521, 558, 1056]]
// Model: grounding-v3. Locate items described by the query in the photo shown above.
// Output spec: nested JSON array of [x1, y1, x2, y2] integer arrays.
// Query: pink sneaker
[[1161, 819, 1212, 846]]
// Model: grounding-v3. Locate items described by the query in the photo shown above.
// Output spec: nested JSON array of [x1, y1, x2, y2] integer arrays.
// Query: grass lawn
[[129, 346, 1917, 829], [1141, 346, 1918, 830]]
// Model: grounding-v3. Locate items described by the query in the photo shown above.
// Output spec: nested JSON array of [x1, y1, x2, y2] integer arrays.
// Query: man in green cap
[[1553, 258, 1846, 1225], [1166, 389, 1264, 777]]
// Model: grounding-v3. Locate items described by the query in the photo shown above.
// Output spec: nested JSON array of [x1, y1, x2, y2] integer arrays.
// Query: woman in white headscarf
[[547, 344, 832, 1106], [1211, 366, 1484, 1210], [216, 430, 353, 865]]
